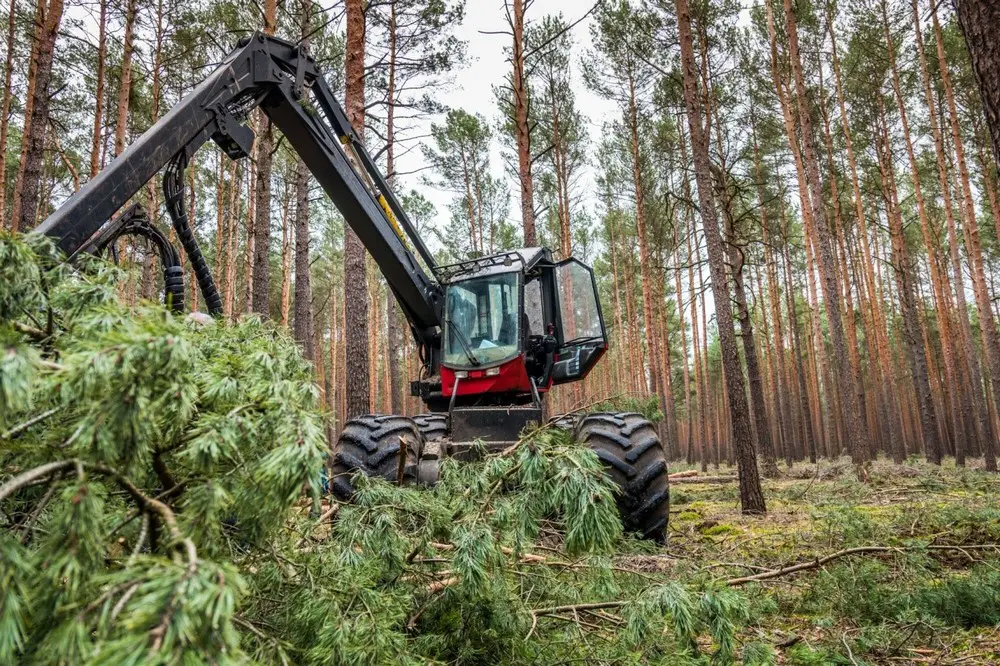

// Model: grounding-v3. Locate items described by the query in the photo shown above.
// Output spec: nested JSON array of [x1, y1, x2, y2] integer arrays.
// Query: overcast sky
[[391, 0, 618, 236]]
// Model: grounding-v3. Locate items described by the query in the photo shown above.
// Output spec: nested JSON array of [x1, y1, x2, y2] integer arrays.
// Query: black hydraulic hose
[[163, 152, 223, 316]]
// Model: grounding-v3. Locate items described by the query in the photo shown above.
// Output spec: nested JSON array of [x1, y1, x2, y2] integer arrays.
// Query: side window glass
[[524, 278, 543, 338], [555, 260, 603, 343]]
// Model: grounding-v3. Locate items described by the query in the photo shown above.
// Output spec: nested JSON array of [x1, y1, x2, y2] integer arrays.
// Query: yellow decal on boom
[[378, 194, 408, 247]]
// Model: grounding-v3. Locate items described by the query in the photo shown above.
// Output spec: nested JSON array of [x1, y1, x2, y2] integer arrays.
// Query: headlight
[[485, 367, 501, 376], [455, 370, 468, 379]]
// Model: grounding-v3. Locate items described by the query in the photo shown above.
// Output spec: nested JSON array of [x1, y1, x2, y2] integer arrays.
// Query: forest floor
[[659, 457, 1000, 664]]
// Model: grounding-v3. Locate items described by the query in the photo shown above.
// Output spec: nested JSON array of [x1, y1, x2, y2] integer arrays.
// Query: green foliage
[[907, 565, 1000, 628], [1, 234, 767, 664], [588, 394, 664, 422]]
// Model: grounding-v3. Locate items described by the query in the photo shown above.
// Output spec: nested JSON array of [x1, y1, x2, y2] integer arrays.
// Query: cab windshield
[[443, 272, 521, 368]]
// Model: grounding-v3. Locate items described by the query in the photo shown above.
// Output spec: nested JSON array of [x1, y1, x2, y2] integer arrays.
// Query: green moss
[[700, 523, 738, 536]]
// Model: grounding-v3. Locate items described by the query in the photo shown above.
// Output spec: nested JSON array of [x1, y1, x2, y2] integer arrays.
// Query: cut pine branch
[[726, 544, 1000, 586]]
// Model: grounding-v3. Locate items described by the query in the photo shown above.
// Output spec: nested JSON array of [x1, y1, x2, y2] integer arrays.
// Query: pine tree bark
[[293, 155, 313, 360], [89, 0, 107, 179], [674, 222, 692, 462], [782, 218, 817, 464], [953, 0, 1000, 168], [385, 0, 402, 414], [751, 126, 785, 477], [114, 0, 137, 156], [766, 5, 831, 459], [818, 57, 870, 455], [782, 0, 869, 474], [875, 95, 938, 465], [675, 0, 764, 514], [882, 0, 943, 463], [344, 0, 371, 418], [911, 0, 977, 463], [9, 0, 44, 232], [293, 0, 314, 358], [828, 11, 893, 456], [280, 180, 293, 327], [13, 0, 64, 231], [509, 0, 535, 245], [935, 4, 998, 470], [691, 233, 708, 471], [606, 211, 627, 393], [0, 0, 18, 224], [627, 70, 669, 443], [714, 116, 777, 477], [251, 0, 279, 317]]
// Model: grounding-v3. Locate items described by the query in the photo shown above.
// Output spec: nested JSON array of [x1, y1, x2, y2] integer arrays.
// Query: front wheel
[[575, 412, 670, 542], [412, 413, 448, 442], [330, 415, 422, 499]]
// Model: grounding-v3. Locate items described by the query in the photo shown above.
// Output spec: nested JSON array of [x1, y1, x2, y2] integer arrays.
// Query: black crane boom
[[34, 33, 443, 363]]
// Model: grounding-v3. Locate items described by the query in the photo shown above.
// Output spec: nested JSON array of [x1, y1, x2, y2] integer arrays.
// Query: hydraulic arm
[[35, 33, 443, 365]]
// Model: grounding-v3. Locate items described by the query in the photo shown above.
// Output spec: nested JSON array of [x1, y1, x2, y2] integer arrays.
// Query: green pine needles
[[1, 233, 760, 665]]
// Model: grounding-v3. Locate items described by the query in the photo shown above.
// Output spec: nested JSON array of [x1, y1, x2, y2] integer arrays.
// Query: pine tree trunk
[[280, 181, 293, 327], [875, 96, 938, 465], [782, 0, 869, 474], [187, 156, 199, 311], [0, 0, 17, 224], [222, 162, 240, 320], [714, 116, 777, 477], [766, 6, 831, 461], [114, 0, 136, 156], [783, 229, 816, 465], [691, 231, 707, 471], [700, 256, 717, 468], [13, 0, 63, 231], [10, 0, 44, 232], [828, 11, 894, 456], [385, 0, 402, 414], [674, 221, 692, 461], [752, 126, 786, 475], [675, 0, 764, 513], [911, 0, 976, 463], [953, 0, 1000, 167], [509, 0, 535, 245], [251, 0, 278, 318], [344, 0, 371, 418], [935, 4, 998, 471], [293, 0, 314, 360], [818, 58, 870, 456], [628, 71, 668, 438], [882, 1, 942, 463], [293, 156, 313, 360], [89, 0, 107, 179]]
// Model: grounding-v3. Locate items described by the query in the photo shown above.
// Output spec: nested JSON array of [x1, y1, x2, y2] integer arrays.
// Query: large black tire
[[330, 415, 422, 500], [412, 413, 448, 442], [575, 412, 670, 542]]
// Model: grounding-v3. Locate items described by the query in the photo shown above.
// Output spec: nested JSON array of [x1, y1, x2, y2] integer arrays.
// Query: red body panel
[[441, 355, 552, 397]]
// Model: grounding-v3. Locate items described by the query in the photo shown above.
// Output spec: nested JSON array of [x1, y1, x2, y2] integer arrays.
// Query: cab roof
[[437, 248, 550, 283]]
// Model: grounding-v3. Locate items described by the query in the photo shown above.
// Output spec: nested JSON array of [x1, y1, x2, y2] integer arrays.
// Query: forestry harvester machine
[[34, 34, 670, 540]]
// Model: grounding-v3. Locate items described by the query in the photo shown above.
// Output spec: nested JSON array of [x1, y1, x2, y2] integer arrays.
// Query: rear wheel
[[575, 412, 670, 542], [330, 415, 422, 500], [413, 413, 448, 442]]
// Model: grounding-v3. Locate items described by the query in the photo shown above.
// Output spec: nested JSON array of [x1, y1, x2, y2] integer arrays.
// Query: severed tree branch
[[2, 407, 60, 441], [725, 544, 1000, 586], [0, 459, 197, 565], [526, 601, 626, 640]]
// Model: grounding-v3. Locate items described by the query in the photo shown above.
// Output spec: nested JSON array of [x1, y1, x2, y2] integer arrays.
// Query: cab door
[[551, 258, 608, 384]]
